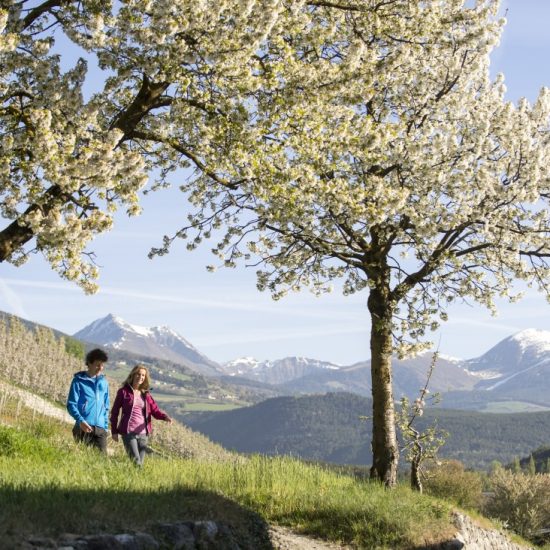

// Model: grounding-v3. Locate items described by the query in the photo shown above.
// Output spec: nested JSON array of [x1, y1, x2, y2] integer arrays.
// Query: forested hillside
[[187, 392, 550, 470]]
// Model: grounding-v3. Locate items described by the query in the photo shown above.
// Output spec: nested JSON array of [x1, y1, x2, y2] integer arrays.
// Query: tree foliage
[[486, 468, 550, 542], [157, 0, 550, 485]]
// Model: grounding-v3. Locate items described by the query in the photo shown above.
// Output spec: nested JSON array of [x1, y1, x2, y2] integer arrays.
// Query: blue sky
[[1, 1, 550, 365]]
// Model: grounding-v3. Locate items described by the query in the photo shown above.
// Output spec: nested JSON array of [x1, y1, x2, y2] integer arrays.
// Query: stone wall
[[16, 513, 535, 549], [428, 513, 534, 550]]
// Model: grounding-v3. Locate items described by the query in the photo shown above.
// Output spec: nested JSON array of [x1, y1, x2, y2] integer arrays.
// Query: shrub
[[63, 337, 85, 360], [0, 425, 59, 460], [485, 468, 550, 540], [423, 460, 483, 510]]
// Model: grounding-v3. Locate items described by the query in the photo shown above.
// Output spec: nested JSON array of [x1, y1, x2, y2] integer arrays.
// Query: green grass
[[1, 388, 539, 549], [153, 392, 247, 411], [107, 363, 132, 383], [0, 404, 459, 549], [482, 401, 550, 413], [166, 371, 193, 382], [151, 392, 188, 403], [182, 401, 245, 411]]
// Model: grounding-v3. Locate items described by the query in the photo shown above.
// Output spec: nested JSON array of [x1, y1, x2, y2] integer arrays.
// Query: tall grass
[[0, 407, 457, 549], [0, 315, 233, 462]]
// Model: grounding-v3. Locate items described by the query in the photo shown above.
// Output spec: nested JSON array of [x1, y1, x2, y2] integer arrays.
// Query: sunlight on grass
[[0, 417, 455, 549]]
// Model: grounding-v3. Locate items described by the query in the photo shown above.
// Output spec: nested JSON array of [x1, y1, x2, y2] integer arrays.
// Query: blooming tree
[[0, 0, 301, 291], [2, 1, 550, 487], [155, 1, 550, 486]]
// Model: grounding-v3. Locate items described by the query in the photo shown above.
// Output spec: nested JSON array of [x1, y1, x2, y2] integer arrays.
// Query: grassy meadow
[[0, 317, 538, 549], [0, 392, 463, 549]]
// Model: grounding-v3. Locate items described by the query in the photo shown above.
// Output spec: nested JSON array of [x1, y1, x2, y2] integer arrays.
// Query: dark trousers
[[122, 433, 148, 466], [72, 424, 108, 454]]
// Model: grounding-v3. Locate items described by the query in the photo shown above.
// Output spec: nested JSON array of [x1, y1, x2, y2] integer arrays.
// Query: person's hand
[[165, 416, 172, 423], [112, 433, 119, 442], [80, 421, 92, 433]]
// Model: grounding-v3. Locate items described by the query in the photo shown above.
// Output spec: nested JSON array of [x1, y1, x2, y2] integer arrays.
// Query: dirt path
[[0, 381, 72, 424], [269, 526, 352, 549]]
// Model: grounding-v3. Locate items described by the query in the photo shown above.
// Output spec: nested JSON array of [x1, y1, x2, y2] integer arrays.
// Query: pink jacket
[[110, 384, 169, 436]]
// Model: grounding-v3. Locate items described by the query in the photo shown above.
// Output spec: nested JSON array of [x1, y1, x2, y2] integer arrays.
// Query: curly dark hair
[[85, 348, 108, 366]]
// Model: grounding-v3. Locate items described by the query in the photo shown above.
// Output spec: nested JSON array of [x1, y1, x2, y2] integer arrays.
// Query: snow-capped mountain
[[72, 316, 550, 410], [465, 329, 550, 393], [222, 329, 550, 410], [73, 314, 221, 376], [221, 356, 341, 385], [270, 353, 480, 399]]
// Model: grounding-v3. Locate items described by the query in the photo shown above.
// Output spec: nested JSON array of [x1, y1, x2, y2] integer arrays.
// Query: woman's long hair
[[123, 364, 151, 391]]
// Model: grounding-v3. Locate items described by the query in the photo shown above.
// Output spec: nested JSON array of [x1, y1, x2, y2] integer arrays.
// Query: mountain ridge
[[73, 313, 222, 377], [36, 312, 550, 412], [220, 329, 550, 411]]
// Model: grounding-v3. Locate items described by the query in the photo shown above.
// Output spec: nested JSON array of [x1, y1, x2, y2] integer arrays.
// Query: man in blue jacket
[[67, 348, 110, 453]]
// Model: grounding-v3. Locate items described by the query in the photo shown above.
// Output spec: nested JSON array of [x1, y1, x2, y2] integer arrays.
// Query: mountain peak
[[509, 329, 550, 353], [219, 355, 341, 384], [73, 315, 220, 376], [95, 314, 153, 338]]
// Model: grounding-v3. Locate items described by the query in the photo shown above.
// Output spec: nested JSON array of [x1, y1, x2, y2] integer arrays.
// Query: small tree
[[396, 352, 448, 492], [528, 454, 537, 476], [424, 460, 483, 510]]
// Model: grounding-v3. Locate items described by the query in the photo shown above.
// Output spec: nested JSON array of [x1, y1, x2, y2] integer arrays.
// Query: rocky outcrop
[[425, 513, 534, 550], [17, 520, 260, 549]]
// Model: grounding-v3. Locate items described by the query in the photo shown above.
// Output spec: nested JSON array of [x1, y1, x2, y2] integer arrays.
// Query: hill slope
[[187, 392, 550, 470], [0, 313, 231, 461]]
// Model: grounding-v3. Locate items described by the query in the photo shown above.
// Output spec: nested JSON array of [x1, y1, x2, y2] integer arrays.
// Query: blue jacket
[[66, 371, 110, 430]]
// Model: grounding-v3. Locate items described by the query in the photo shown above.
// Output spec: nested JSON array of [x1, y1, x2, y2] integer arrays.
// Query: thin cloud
[[446, 316, 523, 333], [0, 278, 367, 322], [0, 279, 29, 319]]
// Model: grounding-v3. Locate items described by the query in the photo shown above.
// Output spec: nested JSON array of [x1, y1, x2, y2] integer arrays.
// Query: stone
[[150, 522, 196, 549], [78, 534, 124, 549], [26, 536, 57, 548], [113, 533, 159, 549]]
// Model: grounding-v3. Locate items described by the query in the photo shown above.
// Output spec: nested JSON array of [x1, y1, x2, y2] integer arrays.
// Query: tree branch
[[21, 0, 71, 30], [306, 1, 365, 12], [0, 185, 68, 262], [130, 130, 240, 190], [109, 73, 171, 140]]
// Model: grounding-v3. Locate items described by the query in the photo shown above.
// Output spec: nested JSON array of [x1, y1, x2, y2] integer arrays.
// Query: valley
[[3, 310, 550, 471]]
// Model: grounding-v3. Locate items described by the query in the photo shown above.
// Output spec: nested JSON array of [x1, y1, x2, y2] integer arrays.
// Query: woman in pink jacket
[[110, 364, 172, 466]]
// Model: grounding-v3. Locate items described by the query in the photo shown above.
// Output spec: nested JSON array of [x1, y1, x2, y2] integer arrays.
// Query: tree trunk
[[410, 441, 423, 492], [368, 284, 399, 488]]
